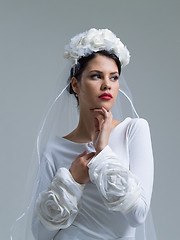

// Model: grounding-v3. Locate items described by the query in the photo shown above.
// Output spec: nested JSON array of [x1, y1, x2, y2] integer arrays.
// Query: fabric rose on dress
[[64, 28, 130, 68], [88, 146, 141, 214], [35, 168, 84, 231]]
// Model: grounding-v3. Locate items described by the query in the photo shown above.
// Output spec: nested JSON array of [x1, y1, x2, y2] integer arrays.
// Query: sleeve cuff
[[87, 145, 141, 213], [87, 145, 116, 168], [50, 167, 85, 205]]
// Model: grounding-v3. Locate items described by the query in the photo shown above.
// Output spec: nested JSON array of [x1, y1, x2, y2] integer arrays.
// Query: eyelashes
[[90, 74, 100, 79], [90, 74, 119, 81], [111, 76, 119, 81]]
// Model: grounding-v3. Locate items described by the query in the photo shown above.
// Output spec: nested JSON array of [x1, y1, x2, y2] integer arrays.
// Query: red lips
[[98, 93, 112, 100]]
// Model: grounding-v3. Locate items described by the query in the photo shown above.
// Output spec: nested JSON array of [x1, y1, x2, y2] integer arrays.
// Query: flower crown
[[64, 28, 130, 68]]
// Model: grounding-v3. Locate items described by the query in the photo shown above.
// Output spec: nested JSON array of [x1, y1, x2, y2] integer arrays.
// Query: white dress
[[32, 117, 154, 240]]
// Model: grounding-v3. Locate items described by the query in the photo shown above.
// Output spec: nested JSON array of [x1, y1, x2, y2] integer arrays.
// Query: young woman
[[11, 28, 156, 240]]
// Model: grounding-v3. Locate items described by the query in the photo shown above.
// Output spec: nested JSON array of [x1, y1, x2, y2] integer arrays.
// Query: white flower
[[64, 28, 130, 68], [88, 154, 141, 213], [35, 168, 84, 230]]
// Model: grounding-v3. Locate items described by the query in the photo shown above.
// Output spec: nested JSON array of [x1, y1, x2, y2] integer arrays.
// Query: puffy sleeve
[[87, 118, 154, 227], [32, 153, 85, 239]]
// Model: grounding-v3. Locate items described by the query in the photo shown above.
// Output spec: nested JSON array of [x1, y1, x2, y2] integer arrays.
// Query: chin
[[97, 103, 113, 110]]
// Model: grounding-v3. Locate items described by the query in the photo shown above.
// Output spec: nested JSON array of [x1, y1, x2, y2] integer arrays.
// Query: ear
[[71, 77, 79, 94]]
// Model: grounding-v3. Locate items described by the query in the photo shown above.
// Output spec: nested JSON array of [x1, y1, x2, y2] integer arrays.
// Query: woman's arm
[[32, 154, 85, 240], [87, 118, 154, 227], [126, 118, 154, 226]]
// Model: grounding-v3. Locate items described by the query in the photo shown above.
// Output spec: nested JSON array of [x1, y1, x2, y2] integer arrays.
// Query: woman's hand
[[90, 107, 113, 154], [69, 151, 95, 184]]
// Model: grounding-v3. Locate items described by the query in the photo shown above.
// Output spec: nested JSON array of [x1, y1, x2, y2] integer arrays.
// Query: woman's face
[[72, 54, 120, 111]]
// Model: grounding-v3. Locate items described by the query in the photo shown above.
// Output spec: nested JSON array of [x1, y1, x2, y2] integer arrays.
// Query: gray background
[[1, 0, 180, 239]]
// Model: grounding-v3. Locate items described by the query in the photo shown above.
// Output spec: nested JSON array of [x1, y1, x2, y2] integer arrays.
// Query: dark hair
[[67, 50, 121, 104]]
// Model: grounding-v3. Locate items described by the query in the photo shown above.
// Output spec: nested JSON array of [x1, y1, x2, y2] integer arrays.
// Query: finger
[[102, 107, 113, 122], [93, 118, 101, 143], [79, 150, 87, 157], [90, 108, 111, 119], [101, 107, 111, 116], [86, 152, 96, 160], [94, 117, 100, 133], [102, 106, 108, 112], [89, 108, 105, 117]]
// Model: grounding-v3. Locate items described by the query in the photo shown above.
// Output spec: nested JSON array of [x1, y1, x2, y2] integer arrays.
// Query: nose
[[101, 77, 111, 90]]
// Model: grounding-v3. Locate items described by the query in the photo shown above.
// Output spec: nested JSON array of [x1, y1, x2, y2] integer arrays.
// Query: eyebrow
[[89, 70, 119, 75]]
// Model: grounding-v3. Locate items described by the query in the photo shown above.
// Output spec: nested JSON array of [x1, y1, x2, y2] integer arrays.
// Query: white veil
[[10, 31, 156, 240], [10, 71, 156, 240]]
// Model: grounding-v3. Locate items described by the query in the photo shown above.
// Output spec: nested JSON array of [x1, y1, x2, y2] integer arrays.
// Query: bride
[[11, 28, 156, 240]]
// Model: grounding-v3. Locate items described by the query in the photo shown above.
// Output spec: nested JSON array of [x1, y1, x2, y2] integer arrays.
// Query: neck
[[76, 109, 100, 142], [64, 106, 118, 143], [72, 105, 107, 142]]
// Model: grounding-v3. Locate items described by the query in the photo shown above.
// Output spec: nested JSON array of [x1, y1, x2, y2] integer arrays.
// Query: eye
[[111, 75, 119, 81], [90, 74, 101, 79]]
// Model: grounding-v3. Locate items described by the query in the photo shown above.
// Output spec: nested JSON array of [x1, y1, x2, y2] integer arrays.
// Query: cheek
[[78, 81, 96, 100], [111, 85, 119, 103], [81, 81, 97, 93], [114, 84, 119, 96]]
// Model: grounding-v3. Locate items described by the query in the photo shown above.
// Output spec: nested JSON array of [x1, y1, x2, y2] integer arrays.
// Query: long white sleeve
[[87, 118, 154, 227], [32, 155, 85, 239], [32, 117, 154, 239], [36, 168, 85, 230]]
